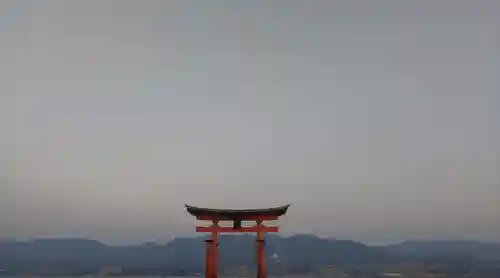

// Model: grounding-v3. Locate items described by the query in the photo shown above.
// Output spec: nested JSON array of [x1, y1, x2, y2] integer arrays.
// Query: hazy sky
[[1, 0, 499, 245]]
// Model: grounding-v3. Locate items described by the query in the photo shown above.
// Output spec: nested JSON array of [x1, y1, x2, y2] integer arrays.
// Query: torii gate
[[185, 204, 290, 278]]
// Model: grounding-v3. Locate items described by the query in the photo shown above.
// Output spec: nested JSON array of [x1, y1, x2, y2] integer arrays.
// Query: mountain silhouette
[[0, 235, 499, 275]]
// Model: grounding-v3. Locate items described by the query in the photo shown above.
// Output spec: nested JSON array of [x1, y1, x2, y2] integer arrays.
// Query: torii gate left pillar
[[185, 205, 289, 278]]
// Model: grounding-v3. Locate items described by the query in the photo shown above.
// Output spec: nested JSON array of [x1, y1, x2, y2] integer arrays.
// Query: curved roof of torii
[[185, 204, 290, 219]]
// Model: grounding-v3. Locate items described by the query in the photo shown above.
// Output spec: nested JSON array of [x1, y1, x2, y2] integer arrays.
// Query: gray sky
[[1, 0, 499, 245]]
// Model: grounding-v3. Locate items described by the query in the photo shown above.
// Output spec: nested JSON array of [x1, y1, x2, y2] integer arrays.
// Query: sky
[[0, 0, 499, 245]]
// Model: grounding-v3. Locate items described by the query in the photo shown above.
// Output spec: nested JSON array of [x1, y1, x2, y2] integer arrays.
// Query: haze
[[1, 0, 499, 245]]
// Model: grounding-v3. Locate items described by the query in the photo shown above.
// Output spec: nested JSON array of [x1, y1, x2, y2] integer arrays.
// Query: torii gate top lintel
[[185, 204, 289, 231]]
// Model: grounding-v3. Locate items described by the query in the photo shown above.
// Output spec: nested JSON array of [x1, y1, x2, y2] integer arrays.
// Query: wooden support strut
[[256, 220, 267, 278], [196, 225, 279, 233], [211, 221, 219, 278], [204, 239, 213, 278], [196, 215, 278, 221]]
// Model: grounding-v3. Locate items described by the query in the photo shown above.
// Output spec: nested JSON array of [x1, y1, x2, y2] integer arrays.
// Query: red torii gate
[[185, 204, 290, 278]]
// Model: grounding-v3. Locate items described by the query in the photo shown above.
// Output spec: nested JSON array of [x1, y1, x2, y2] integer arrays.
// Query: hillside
[[0, 235, 499, 275]]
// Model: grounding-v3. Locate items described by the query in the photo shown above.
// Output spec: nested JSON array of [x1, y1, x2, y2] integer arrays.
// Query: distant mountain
[[0, 235, 499, 275], [385, 240, 500, 261]]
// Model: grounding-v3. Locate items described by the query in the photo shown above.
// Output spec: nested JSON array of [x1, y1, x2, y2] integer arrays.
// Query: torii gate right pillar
[[256, 220, 267, 278]]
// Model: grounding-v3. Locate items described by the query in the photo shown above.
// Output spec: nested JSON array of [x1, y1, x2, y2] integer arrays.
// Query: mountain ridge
[[0, 234, 499, 275]]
